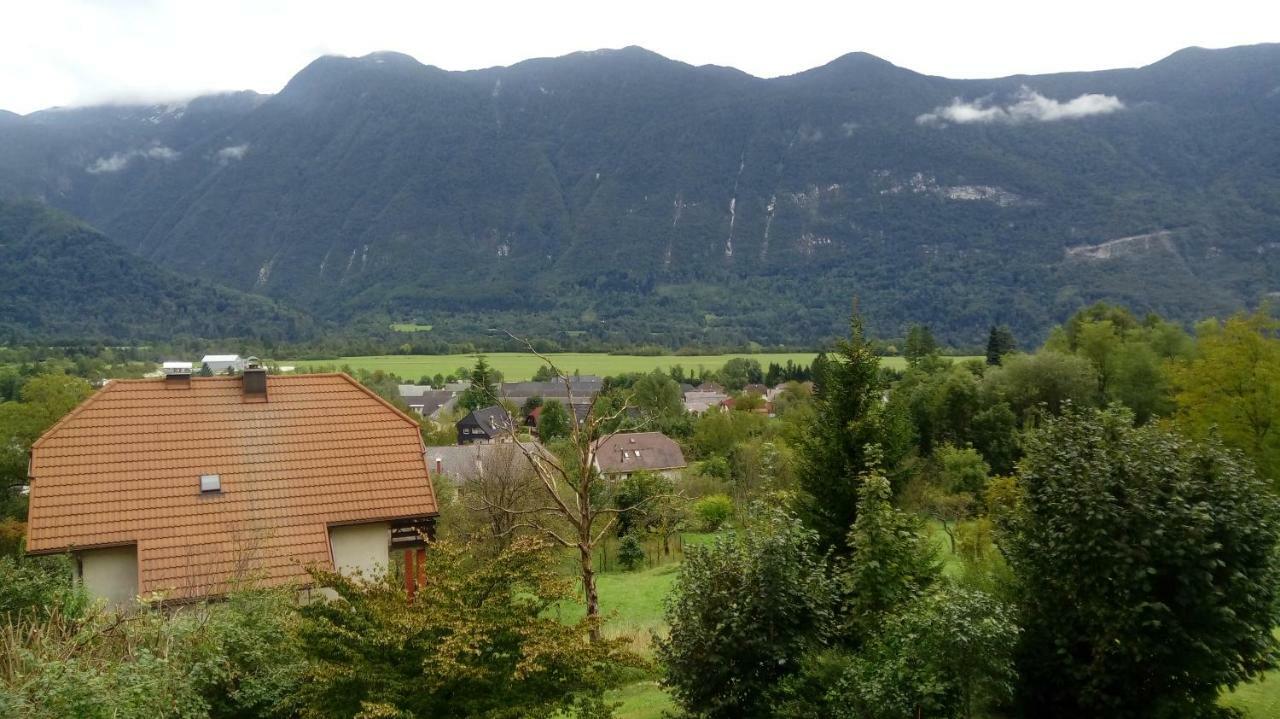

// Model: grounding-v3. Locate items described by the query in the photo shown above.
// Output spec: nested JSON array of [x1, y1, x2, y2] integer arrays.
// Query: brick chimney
[[242, 357, 267, 400]]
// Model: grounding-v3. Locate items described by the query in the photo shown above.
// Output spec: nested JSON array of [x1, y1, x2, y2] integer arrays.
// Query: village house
[[499, 377, 603, 407], [683, 389, 728, 414], [397, 384, 458, 421], [425, 442, 552, 484], [24, 366, 439, 605], [200, 354, 245, 374], [456, 405, 515, 444], [591, 431, 687, 480]]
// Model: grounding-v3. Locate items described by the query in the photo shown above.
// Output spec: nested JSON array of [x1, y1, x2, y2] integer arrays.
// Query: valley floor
[[286, 352, 968, 381]]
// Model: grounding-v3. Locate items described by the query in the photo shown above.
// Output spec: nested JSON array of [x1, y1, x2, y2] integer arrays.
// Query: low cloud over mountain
[[917, 86, 1125, 126]]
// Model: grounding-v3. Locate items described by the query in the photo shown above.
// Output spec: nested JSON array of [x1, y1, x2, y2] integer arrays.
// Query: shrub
[[294, 537, 635, 718], [0, 555, 87, 621], [616, 534, 645, 571], [692, 494, 732, 532], [659, 510, 835, 719], [833, 586, 1019, 719], [0, 588, 302, 719], [1004, 406, 1280, 718]]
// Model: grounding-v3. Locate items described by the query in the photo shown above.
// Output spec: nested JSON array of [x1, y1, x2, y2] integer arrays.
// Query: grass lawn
[[286, 352, 981, 381], [606, 681, 676, 719], [555, 537, 704, 718], [1221, 630, 1280, 716]]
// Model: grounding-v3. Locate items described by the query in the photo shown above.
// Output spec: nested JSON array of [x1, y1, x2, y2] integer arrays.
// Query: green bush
[[616, 534, 645, 571], [294, 537, 635, 718], [833, 586, 1019, 719], [0, 555, 87, 621], [0, 588, 302, 719], [659, 509, 835, 719], [692, 494, 733, 532], [1004, 406, 1280, 718]]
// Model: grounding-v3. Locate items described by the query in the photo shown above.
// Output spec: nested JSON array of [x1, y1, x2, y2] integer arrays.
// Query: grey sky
[[2, 0, 1277, 115]]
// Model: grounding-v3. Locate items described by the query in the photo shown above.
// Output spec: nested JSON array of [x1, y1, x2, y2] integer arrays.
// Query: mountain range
[[1, 43, 1278, 346]]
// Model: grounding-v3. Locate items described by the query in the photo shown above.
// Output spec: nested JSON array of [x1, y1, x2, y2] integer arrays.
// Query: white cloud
[[214, 143, 249, 164], [85, 144, 179, 173], [143, 145, 178, 160], [85, 152, 132, 174], [917, 86, 1125, 126]]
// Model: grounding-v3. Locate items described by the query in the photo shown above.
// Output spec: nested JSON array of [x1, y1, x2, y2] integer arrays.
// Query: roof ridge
[[334, 373, 424, 431], [30, 381, 117, 452]]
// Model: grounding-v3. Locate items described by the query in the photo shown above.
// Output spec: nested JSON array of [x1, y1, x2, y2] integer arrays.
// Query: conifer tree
[[796, 305, 900, 550]]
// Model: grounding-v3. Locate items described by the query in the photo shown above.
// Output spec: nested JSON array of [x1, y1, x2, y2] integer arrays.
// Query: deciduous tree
[[1003, 406, 1280, 718]]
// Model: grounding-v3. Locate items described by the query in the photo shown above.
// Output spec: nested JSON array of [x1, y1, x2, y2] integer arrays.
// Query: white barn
[[201, 354, 245, 374]]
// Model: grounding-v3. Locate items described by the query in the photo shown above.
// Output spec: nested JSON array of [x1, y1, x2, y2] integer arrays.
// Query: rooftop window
[[200, 474, 221, 493]]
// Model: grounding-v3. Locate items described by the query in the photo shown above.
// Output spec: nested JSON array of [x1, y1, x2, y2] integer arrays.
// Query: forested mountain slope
[[2, 44, 1278, 344], [0, 201, 315, 342]]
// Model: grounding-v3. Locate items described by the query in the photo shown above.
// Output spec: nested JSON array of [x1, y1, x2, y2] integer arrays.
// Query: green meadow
[[285, 352, 967, 381]]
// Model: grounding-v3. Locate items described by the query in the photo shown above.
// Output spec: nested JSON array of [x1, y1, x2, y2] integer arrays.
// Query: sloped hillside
[[0, 200, 315, 342]]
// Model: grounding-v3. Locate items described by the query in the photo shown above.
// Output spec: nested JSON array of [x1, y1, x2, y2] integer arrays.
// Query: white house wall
[[329, 522, 390, 579], [78, 545, 138, 605]]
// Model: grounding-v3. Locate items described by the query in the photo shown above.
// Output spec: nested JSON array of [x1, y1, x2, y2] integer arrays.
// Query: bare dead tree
[[456, 443, 545, 548], [486, 334, 678, 640]]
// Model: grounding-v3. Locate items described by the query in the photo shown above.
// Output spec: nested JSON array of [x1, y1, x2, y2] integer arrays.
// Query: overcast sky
[[2, 0, 1277, 114]]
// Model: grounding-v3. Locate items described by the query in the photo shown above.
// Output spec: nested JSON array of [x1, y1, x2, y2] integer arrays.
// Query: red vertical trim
[[404, 548, 416, 599], [416, 547, 427, 590]]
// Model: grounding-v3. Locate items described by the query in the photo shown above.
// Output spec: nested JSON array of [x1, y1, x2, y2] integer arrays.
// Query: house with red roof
[[25, 364, 439, 604]]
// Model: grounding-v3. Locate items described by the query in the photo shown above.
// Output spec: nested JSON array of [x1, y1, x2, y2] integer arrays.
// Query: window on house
[[200, 474, 221, 493]]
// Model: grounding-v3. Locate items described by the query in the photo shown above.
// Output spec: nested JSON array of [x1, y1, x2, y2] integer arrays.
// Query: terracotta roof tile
[[26, 373, 437, 600]]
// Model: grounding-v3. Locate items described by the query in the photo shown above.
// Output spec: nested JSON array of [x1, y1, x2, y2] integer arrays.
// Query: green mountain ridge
[[1, 44, 1278, 345], [0, 200, 316, 342]]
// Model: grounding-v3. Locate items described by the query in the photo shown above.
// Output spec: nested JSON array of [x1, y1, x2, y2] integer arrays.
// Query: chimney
[[242, 357, 267, 399], [162, 361, 192, 387]]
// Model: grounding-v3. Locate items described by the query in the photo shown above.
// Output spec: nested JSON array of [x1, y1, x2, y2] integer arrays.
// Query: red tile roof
[[26, 373, 437, 600]]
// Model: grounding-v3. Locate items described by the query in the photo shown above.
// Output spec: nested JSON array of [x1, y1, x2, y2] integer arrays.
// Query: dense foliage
[[658, 511, 836, 719], [795, 312, 907, 549], [0, 201, 316, 343], [295, 538, 631, 719], [1003, 407, 1280, 718]]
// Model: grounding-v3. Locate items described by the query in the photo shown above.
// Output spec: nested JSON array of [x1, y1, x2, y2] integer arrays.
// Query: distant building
[[499, 377, 603, 407], [425, 442, 552, 484], [398, 385, 458, 421], [456, 405, 515, 445], [683, 390, 728, 414], [592, 432, 687, 480], [201, 354, 244, 374]]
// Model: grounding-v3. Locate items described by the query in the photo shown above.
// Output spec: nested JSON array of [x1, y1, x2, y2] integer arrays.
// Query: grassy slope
[[287, 352, 980, 381]]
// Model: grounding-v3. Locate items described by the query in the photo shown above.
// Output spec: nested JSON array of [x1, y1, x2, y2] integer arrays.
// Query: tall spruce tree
[[903, 324, 939, 366], [796, 307, 898, 550], [985, 325, 1017, 365], [459, 355, 500, 411]]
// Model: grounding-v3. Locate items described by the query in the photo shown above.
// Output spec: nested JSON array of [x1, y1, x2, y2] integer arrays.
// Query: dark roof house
[[456, 405, 515, 444]]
